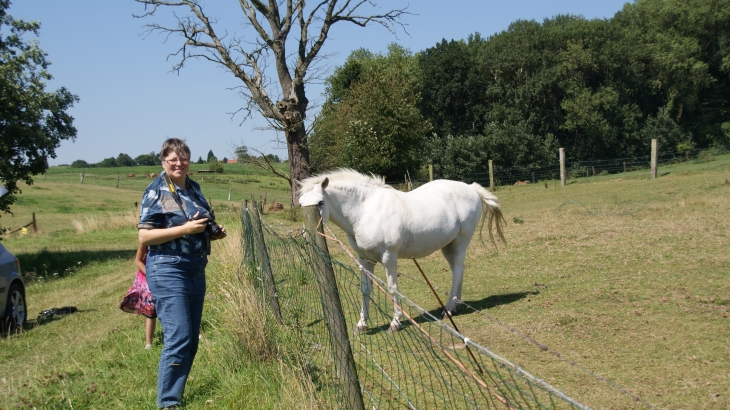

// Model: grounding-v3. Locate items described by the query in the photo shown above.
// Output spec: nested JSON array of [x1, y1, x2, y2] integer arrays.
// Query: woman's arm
[[134, 243, 147, 274], [138, 217, 209, 246]]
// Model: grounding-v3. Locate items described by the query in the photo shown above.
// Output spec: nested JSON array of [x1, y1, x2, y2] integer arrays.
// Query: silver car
[[0, 243, 26, 332]]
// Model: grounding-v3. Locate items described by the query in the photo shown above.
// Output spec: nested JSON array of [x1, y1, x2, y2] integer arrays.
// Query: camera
[[192, 210, 223, 239], [205, 219, 223, 239]]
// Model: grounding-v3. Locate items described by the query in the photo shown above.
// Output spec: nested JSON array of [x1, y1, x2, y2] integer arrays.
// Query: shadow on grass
[[17, 249, 136, 283], [1, 308, 89, 339], [363, 291, 539, 335]]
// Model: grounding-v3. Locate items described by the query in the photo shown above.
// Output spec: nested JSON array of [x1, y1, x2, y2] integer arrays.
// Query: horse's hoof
[[386, 323, 401, 333], [354, 325, 368, 333], [440, 310, 453, 320]]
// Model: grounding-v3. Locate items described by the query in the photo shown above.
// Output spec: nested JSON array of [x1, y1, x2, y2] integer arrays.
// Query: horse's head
[[298, 177, 330, 222]]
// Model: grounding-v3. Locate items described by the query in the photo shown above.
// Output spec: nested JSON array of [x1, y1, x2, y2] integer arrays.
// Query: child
[[119, 243, 157, 349]]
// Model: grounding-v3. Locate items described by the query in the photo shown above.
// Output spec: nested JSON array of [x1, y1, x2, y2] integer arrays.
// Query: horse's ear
[[321, 177, 329, 190]]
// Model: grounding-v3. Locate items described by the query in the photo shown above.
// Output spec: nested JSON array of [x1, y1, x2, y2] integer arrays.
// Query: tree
[[71, 160, 89, 168], [116, 153, 137, 167], [98, 157, 117, 167], [222, 156, 228, 163], [134, 0, 409, 204], [0, 1, 78, 230], [206, 149, 215, 163], [310, 44, 430, 177], [234, 145, 249, 162], [196, 156, 204, 164], [135, 151, 159, 166]]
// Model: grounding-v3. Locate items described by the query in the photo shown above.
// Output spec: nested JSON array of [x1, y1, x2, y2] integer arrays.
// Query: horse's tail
[[471, 183, 507, 248]]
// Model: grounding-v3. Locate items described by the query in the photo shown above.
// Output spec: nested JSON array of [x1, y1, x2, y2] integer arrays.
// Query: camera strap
[[162, 172, 190, 220]]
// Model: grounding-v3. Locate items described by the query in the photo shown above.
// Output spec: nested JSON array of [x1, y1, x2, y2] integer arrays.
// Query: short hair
[[159, 138, 191, 163]]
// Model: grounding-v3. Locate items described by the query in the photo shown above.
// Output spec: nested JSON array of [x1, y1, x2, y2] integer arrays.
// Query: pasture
[[0, 156, 728, 409]]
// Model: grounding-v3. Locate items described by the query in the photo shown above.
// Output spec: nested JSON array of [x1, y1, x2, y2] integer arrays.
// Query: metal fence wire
[[240, 202, 591, 409]]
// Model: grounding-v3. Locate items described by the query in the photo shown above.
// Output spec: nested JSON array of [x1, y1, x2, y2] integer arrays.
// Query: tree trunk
[[287, 125, 310, 206]]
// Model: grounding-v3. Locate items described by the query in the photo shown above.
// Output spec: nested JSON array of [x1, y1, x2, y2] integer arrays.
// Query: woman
[[138, 138, 226, 408]]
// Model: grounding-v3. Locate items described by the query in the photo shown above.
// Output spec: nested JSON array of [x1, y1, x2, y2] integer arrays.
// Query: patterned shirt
[[137, 171, 213, 256]]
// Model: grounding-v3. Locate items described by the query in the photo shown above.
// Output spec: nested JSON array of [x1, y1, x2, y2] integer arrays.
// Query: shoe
[[145, 344, 152, 350]]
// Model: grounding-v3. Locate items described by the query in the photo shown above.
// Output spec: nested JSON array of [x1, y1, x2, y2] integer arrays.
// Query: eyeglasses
[[164, 157, 190, 165]]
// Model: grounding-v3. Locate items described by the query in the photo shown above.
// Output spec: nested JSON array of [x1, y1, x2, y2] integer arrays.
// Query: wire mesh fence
[[240, 201, 592, 409], [402, 145, 729, 188]]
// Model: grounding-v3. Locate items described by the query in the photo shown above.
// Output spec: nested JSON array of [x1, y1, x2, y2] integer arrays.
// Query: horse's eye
[[318, 200, 324, 206]]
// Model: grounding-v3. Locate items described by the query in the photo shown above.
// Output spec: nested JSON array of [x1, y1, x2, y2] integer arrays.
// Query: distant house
[[226, 159, 238, 164]]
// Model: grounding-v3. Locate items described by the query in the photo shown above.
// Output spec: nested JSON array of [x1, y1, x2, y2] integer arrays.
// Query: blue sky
[[9, 0, 630, 166]]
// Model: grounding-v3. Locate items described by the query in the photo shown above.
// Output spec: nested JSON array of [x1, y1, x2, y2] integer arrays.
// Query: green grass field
[[1, 156, 729, 409]]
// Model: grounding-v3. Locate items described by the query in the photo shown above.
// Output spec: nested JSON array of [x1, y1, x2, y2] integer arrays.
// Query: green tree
[[196, 156, 204, 164], [98, 157, 117, 167], [311, 44, 430, 178], [206, 150, 215, 163], [234, 145, 249, 162], [71, 160, 89, 168], [135, 151, 159, 166], [0, 1, 78, 230], [115, 153, 136, 167]]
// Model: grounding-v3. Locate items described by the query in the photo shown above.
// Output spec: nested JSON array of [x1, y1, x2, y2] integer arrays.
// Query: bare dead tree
[[134, 0, 410, 205]]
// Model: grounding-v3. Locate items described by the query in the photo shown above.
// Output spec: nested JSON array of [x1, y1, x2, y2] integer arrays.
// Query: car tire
[[3, 283, 27, 333]]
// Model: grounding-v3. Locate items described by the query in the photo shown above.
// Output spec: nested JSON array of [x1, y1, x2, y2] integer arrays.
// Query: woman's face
[[162, 150, 190, 182]]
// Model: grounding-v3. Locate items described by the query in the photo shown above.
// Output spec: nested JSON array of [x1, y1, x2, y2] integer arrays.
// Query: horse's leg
[[440, 239, 469, 318], [356, 257, 376, 332], [382, 252, 402, 332]]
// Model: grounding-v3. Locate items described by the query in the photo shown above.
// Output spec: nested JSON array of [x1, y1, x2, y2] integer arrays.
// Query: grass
[[336, 155, 730, 409], [1, 156, 729, 409]]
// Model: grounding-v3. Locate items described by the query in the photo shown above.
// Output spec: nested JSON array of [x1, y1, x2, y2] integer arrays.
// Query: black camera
[[192, 210, 223, 239]]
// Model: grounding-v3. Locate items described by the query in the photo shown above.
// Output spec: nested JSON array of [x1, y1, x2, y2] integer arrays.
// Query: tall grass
[[71, 209, 139, 233]]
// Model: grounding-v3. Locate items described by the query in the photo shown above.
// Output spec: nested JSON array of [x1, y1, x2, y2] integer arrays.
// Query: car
[[0, 242, 26, 333]]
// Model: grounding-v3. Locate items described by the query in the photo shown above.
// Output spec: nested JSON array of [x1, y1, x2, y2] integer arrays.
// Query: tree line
[[68, 150, 228, 168], [310, 0, 730, 181]]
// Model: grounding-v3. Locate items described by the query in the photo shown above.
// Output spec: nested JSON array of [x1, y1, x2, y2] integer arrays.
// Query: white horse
[[298, 169, 506, 332]]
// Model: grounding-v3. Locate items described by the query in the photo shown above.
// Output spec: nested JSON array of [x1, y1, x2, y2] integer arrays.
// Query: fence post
[[559, 148, 566, 187], [249, 197, 283, 324], [651, 139, 658, 180], [302, 205, 365, 410], [428, 164, 433, 182], [80, 171, 85, 184], [227, 188, 231, 202], [488, 160, 494, 190], [116, 176, 120, 188], [32, 212, 37, 232], [623, 161, 627, 173]]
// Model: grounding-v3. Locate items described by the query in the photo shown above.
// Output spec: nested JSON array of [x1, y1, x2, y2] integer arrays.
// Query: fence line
[[240, 199, 650, 409], [409, 144, 728, 188]]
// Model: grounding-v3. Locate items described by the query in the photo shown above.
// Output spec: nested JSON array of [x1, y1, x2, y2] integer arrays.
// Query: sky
[[9, 0, 631, 166]]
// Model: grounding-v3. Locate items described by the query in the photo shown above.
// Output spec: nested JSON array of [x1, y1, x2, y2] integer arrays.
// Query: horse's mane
[[297, 168, 390, 194]]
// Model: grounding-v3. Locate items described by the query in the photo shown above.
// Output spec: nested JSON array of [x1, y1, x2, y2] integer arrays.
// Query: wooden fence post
[[32, 212, 37, 232], [488, 160, 494, 190], [302, 205, 365, 410], [227, 188, 231, 202], [623, 161, 627, 173], [559, 148, 566, 187], [428, 164, 433, 182], [116, 176, 120, 188], [249, 197, 283, 324], [651, 139, 658, 180], [80, 171, 85, 184]]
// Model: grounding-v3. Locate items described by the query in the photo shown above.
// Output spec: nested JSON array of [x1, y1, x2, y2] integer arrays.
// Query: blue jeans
[[146, 253, 207, 408]]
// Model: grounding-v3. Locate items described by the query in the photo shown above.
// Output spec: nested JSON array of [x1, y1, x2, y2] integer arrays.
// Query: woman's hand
[[183, 212, 208, 235], [212, 225, 227, 240]]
